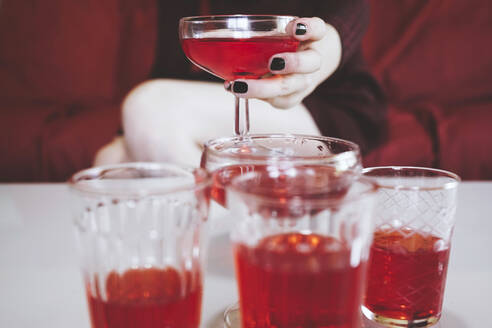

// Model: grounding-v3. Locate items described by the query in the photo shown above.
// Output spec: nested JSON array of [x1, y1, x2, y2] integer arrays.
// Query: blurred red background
[[1, 0, 491, 181]]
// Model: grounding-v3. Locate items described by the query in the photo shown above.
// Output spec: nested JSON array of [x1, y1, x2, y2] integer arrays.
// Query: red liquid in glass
[[181, 36, 299, 80], [210, 164, 258, 207], [364, 229, 450, 321], [87, 267, 202, 328], [209, 164, 352, 207], [235, 233, 366, 328]]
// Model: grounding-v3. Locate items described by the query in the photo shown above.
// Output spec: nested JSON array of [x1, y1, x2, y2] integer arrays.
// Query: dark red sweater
[[153, 0, 387, 154], [0, 0, 386, 181]]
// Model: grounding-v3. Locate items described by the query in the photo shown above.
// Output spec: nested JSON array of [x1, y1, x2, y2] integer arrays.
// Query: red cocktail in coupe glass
[[179, 15, 299, 136], [69, 163, 211, 328], [362, 166, 460, 328], [226, 165, 377, 328], [201, 134, 362, 208]]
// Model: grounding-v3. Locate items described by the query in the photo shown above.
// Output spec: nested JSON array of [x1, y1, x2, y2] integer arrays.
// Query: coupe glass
[[201, 134, 362, 207], [179, 15, 299, 136]]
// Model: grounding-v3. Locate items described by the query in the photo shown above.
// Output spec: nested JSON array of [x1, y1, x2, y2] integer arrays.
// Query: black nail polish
[[233, 81, 248, 93], [296, 23, 307, 35], [270, 57, 285, 71]]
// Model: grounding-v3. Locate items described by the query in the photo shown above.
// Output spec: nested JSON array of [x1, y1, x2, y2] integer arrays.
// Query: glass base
[[223, 302, 241, 328], [225, 303, 442, 328], [361, 306, 440, 327]]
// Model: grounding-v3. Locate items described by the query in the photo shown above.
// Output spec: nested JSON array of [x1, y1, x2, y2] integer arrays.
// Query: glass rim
[[223, 302, 240, 328], [227, 172, 377, 208], [362, 166, 461, 191], [179, 14, 298, 24], [68, 162, 211, 198], [203, 134, 361, 165]]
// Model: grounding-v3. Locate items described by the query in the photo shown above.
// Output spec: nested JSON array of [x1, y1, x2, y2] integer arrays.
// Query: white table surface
[[0, 182, 491, 328]]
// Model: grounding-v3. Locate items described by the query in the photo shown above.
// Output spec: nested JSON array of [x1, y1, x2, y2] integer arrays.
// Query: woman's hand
[[228, 17, 342, 109]]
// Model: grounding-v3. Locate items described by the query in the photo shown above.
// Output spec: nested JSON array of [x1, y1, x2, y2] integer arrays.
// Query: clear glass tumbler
[[226, 165, 377, 328], [69, 163, 211, 328], [362, 166, 460, 327]]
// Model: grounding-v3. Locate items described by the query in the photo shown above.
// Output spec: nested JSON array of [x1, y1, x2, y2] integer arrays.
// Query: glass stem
[[234, 96, 250, 136]]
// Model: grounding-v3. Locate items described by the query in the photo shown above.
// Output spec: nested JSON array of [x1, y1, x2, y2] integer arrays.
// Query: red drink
[[181, 36, 299, 80], [87, 267, 202, 328], [209, 164, 352, 207], [364, 229, 450, 322], [235, 233, 366, 328], [210, 164, 258, 207]]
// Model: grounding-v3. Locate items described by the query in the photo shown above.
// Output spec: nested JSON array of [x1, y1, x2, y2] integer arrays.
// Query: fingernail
[[296, 23, 307, 35], [233, 81, 248, 93], [270, 57, 285, 71]]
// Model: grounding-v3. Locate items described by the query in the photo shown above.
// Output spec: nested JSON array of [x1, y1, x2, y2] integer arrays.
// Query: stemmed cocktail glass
[[201, 134, 363, 327], [201, 134, 362, 207], [179, 15, 299, 136]]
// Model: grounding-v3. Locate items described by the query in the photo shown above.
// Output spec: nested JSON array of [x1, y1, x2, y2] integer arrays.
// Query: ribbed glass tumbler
[[69, 163, 211, 328], [226, 165, 377, 328]]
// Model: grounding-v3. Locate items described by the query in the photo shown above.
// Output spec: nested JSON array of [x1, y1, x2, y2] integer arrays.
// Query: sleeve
[[0, 104, 121, 182], [304, 52, 387, 155], [304, 0, 388, 154], [0, 0, 155, 181], [316, 0, 370, 67]]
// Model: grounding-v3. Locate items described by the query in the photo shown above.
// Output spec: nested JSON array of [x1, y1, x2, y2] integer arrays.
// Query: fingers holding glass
[[230, 47, 322, 103], [287, 17, 327, 42], [231, 74, 314, 101], [227, 17, 332, 108], [269, 49, 322, 75]]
